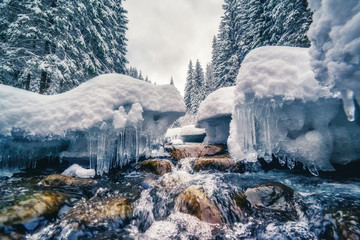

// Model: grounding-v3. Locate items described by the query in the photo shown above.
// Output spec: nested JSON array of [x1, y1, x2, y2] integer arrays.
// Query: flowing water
[[0, 154, 359, 240]]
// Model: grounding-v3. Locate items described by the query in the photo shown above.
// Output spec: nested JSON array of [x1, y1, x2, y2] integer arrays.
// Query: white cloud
[[124, 0, 223, 95]]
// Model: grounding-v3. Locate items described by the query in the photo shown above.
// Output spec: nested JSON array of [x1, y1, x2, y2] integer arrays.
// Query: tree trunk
[[25, 73, 31, 90], [39, 71, 47, 94]]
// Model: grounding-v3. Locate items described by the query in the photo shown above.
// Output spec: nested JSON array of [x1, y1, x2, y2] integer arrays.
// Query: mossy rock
[[0, 191, 67, 226], [67, 196, 132, 225], [39, 174, 97, 187], [193, 155, 235, 171], [140, 159, 172, 175], [175, 186, 223, 224], [171, 145, 225, 160]]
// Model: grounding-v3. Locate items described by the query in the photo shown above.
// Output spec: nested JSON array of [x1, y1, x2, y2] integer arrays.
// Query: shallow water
[[0, 157, 359, 240]]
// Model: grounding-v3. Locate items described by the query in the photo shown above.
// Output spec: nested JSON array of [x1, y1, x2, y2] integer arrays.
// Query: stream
[[0, 146, 359, 239]]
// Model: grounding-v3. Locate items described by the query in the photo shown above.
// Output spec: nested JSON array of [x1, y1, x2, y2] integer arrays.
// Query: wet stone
[[39, 174, 97, 187], [170, 144, 225, 160], [321, 208, 360, 240], [175, 186, 223, 224], [0, 191, 67, 226], [66, 196, 132, 226], [234, 182, 298, 221], [193, 155, 236, 172], [139, 159, 172, 175]]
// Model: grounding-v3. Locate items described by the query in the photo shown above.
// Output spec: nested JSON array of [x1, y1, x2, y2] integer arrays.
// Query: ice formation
[[196, 86, 235, 144], [307, 0, 360, 121], [0, 74, 185, 175], [228, 46, 360, 174]]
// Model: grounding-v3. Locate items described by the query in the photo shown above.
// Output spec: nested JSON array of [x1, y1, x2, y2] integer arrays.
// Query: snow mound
[[308, 0, 360, 121], [196, 87, 235, 144], [234, 46, 331, 103], [62, 164, 95, 178], [180, 125, 205, 136], [0, 73, 185, 136], [165, 125, 205, 143], [197, 86, 235, 123], [0, 74, 185, 175], [228, 46, 360, 174]]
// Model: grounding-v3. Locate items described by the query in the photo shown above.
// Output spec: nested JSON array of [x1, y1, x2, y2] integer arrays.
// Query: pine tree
[[204, 63, 214, 96], [0, 0, 128, 94], [170, 76, 174, 85], [184, 60, 194, 114], [138, 71, 144, 80], [192, 59, 206, 113]]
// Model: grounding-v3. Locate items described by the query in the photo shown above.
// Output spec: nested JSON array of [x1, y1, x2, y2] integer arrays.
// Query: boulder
[[322, 208, 360, 240], [175, 186, 223, 224], [39, 174, 97, 187], [0, 191, 67, 226], [66, 196, 132, 225], [170, 145, 225, 160], [140, 159, 172, 175], [235, 182, 298, 220], [193, 155, 236, 171]]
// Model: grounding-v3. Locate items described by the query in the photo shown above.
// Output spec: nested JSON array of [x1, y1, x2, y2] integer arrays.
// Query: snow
[[228, 46, 360, 174], [170, 139, 184, 145], [180, 125, 205, 136], [62, 164, 95, 178], [0, 74, 184, 137], [196, 87, 235, 144], [234, 46, 331, 102], [165, 125, 205, 143], [308, 0, 360, 121], [197, 86, 235, 123], [0, 74, 185, 175]]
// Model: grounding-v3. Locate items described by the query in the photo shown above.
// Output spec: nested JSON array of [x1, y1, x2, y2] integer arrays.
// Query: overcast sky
[[124, 0, 223, 95]]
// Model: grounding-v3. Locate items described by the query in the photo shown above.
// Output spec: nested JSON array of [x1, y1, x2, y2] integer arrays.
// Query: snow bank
[[196, 87, 235, 144], [62, 164, 95, 178], [0, 74, 184, 136], [0, 74, 185, 175], [228, 46, 360, 174], [165, 125, 205, 143], [308, 0, 360, 121]]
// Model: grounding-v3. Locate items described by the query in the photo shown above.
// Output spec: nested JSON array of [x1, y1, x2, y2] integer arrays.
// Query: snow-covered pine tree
[[210, 0, 312, 92], [170, 76, 174, 85], [138, 71, 144, 80], [0, 0, 128, 94], [204, 63, 213, 96], [184, 60, 195, 114], [192, 59, 206, 114]]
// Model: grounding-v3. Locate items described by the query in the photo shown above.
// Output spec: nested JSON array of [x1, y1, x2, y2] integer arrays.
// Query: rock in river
[[0, 191, 67, 226], [39, 174, 97, 187], [170, 144, 225, 160], [139, 159, 172, 175], [233, 182, 298, 220], [66, 196, 132, 225], [175, 186, 223, 224], [193, 155, 236, 172]]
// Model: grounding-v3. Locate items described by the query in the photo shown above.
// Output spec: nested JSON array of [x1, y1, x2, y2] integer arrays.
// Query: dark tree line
[[0, 0, 128, 94]]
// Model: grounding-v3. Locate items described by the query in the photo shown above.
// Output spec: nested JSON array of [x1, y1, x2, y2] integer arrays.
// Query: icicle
[[278, 154, 286, 166], [287, 156, 296, 169], [308, 164, 319, 176], [341, 89, 355, 121], [96, 122, 108, 175]]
